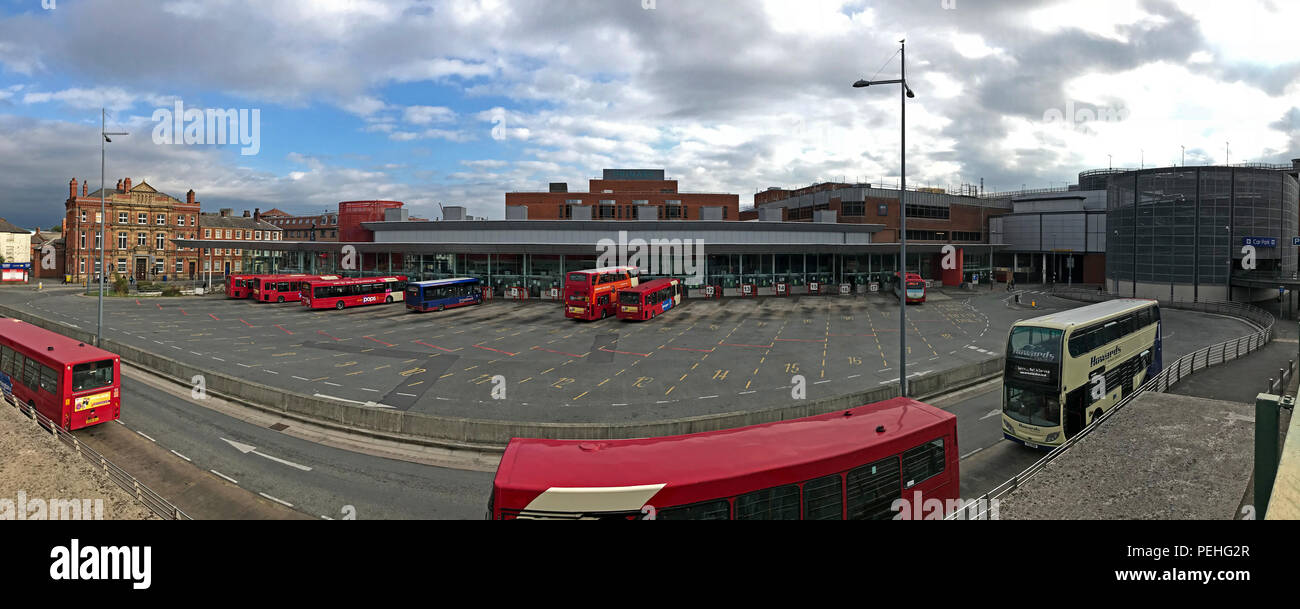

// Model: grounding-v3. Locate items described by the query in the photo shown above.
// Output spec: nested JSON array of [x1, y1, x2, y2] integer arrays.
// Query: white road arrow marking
[[979, 408, 1001, 421], [221, 438, 313, 471]]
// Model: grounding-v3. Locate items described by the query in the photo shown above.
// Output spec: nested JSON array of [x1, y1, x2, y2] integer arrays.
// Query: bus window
[[1007, 326, 1062, 363], [803, 475, 843, 520], [657, 499, 731, 520], [1005, 384, 1060, 427], [0, 345, 13, 376], [735, 485, 801, 520], [39, 365, 58, 394], [901, 438, 945, 488], [846, 456, 901, 520], [22, 357, 38, 388], [72, 360, 115, 392]]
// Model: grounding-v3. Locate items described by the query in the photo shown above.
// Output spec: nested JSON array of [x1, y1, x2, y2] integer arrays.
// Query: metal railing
[[2, 394, 191, 520], [948, 287, 1277, 519]]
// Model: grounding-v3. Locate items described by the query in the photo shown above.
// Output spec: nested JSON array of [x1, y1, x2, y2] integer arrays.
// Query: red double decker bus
[[252, 274, 337, 303], [489, 397, 959, 520], [564, 266, 638, 320], [226, 274, 266, 299], [616, 277, 683, 321], [896, 272, 926, 304], [0, 319, 121, 431], [300, 276, 408, 310]]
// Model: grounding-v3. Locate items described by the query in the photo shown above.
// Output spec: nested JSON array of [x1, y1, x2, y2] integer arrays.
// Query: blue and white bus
[[406, 278, 483, 313]]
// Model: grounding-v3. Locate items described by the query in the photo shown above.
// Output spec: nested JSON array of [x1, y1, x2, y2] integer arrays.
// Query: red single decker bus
[[617, 277, 683, 321], [0, 319, 121, 430], [564, 266, 638, 320], [489, 397, 959, 520], [252, 274, 337, 303], [301, 276, 408, 310], [226, 274, 266, 299], [896, 272, 926, 304]]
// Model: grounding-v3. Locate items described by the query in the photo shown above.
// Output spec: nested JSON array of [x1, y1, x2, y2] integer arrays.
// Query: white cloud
[[402, 105, 457, 125]]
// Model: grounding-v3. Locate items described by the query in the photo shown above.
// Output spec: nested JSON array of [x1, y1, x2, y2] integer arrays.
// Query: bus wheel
[[277, 296, 285, 303], [438, 305, 445, 312], [336, 301, 345, 310], [386, 296, 393, 303], [1092, 408, 1103, 423]]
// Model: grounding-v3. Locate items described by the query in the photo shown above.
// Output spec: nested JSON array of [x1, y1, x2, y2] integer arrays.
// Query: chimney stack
[[186, 189, 195, 204], [243, 210, 251, 217], [69, 178, 77, 199], [219, 208, 233, 217], [123, 177, 132, 192], [115, 179, 123, 191], [82, 181, 88, 197], [254, 208, 260, 221]]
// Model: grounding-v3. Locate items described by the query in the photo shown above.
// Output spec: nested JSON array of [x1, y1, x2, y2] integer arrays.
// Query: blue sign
[[0, 262, 30, 269], [1293, 237, 1300, 246], [1243, 237, 1277, 247]]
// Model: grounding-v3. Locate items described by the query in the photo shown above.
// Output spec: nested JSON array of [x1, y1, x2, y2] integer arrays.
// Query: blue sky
[[0, 0, 1297, 229]]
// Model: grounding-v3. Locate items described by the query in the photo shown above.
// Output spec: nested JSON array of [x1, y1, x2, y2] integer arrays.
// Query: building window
[[878, 203, 888, 216], [79, 232, 86, 249], [79, 259, 85, 274], [234, 260, 242, 272], [236, 230, 243, 239], [842, 201, 865, 216], [80, 211, 87, 223], [117, 232, 127, 249], [118, 212, 128, 224], [254, 230, 262, 240], [204, 229, 211, 239], [94, 233, 101, 250], [138, 212, 147, 225], [116, 259, 126, 273], [904, 203, 950, 219], [137, 232, 147, 246], [272, 233, 279, 240], [177, 216, 185, 227], [95, 212, 102, 223], [175, 260, 183, 273], [156, 233, 166, 250]]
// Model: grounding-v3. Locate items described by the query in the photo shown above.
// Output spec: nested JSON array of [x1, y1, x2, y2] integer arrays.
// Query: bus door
[[1064, 386, 1087, 438]]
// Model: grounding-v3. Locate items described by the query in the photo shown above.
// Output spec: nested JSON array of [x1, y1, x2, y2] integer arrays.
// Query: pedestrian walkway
[[1168, 321, 1298, 404]]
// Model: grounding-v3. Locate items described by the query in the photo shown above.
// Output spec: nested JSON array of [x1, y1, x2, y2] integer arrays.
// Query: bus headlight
[[1045, 432, 1060, 443]]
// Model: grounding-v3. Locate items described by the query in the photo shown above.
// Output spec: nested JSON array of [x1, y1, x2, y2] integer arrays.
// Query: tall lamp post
[[855, 39, 916, 396], [99, 108, 128, 347]]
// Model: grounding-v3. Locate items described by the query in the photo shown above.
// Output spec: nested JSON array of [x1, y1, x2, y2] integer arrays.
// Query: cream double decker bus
[[1001, 299, 1162, 449]]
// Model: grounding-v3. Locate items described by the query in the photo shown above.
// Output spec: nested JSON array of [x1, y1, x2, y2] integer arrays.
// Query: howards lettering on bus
[[1090, 346, 1121, 367]]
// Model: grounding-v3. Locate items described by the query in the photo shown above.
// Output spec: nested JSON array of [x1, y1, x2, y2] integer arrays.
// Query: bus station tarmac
[[0, 287, 1258, 425]]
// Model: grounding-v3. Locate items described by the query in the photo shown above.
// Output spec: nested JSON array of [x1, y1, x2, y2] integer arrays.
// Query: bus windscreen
[[1007, 326, 1062, 363]]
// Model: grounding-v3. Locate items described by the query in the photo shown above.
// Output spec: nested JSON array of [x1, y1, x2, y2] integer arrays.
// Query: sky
[[0, 0, 1297, 229]]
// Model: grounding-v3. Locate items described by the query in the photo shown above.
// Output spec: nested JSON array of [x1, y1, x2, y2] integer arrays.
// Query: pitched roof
[[259, 208, 292, 217], [0, 217, 28, 234], [198, 214, 281, 231], [85, 180, 181, 203]]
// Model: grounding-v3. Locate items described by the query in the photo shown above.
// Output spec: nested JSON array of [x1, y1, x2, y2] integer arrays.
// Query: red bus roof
[[305, 275, 406, 286], [496, 397, 955, 501], [568, 266, 638, 276], [0, 319, 119, 366], [620, 277, 679, 294]]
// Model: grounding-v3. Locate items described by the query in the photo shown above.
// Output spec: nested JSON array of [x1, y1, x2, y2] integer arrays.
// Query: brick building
[[259, 208, 340, 241], [62, 177, 201, 282], [197, 209, 283, 276], [505, 169, 739, 221], [30, 228, 64, 280]]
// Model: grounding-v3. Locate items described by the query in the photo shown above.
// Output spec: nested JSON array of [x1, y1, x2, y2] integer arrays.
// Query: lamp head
[[853, 79, 870, 88]]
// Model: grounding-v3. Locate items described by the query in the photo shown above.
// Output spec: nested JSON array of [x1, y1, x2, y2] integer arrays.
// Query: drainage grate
[[268, 423, 289, 432]]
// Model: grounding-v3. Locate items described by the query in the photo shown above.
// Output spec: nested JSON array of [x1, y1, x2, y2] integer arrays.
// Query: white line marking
[[361, 388, 379, 392], [136, 431, 156, 442], [814, 380, 831, 384], [979, 409, 1001, 421], [738, 390, 756, 395], [293, 376, 310, 381], [259, 492, 294, 508], [397, 392, 417, 397], [211, 357, 225, 362], [170, 450, 191, 462], [210, 470, 239, 485], [221, 438, 313, 471], [323, 382, 341, 386], [237, 363, 254, 368], [698, 395, 718, 399], [847, 374, 860, 379], [263, 370, 278, 374]]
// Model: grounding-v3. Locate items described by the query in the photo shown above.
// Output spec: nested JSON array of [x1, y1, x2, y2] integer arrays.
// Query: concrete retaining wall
[[0, 303, 1002, 448]]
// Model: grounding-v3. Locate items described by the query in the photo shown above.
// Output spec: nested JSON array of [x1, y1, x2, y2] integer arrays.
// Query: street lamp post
[[855, 39, 915, 397], [98, 108, 128, 347]]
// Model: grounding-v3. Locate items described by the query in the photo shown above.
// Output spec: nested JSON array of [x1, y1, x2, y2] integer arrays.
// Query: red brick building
[[62, 177, 201, 281], [505, 169, 739, 221], [197, 209, 282, 276], [259, 208, 340, 242]]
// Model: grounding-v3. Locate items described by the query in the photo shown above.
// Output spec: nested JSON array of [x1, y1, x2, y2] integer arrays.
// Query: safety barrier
[[948, 287, 1276, 519], [1, 394, 191, 520]]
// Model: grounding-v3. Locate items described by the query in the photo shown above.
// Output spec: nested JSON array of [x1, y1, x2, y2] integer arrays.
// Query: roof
[[199, 214, 282, 231], [259, 208, 292, 217], [85, 181, 181, 203], [1018, 298, 1156, 327], [0, 217, 28, 234], [305, 275, 407, 285], [568, 266, 638, 275], [494, 397, 954, 497], [411, 277, 477, 286], [0, 319, 119, 365]]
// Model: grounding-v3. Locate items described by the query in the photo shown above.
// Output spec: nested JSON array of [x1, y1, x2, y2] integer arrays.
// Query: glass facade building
[[1106, 165, 1300, 301]]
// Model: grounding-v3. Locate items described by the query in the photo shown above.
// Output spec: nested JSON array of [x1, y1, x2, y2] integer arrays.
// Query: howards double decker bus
[[616, 278, 683, 321], [564, 266, 638, 320], [0, 319, 121, 430], [1002, 299, 1161, 450], [894, 272, 926, 304], [252, 274, 337, 303], [489, 397, 958, 520], [226, 274, 266, 299], [301, 276, 408, 310], [406, 277, 482, 312]]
